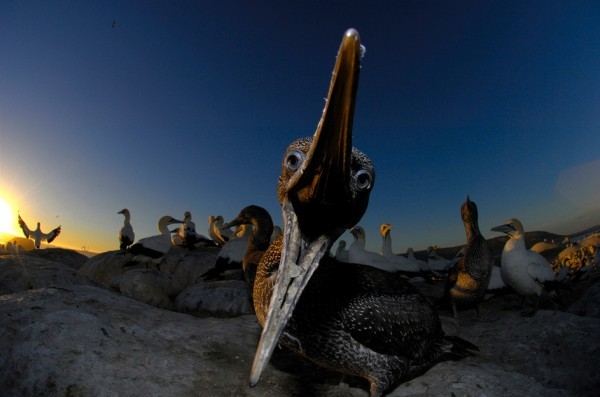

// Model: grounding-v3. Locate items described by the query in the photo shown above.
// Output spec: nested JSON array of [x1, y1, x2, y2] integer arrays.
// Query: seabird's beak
[[250, 28, 362, 387], [223, 219, 241, 229], [491, 223, 514, 235]]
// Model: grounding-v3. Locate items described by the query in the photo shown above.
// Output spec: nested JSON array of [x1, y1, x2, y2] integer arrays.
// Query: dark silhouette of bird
[[117, 208, 135, 252], [18, 214, 61, 249], [219, 205, 273, 304]]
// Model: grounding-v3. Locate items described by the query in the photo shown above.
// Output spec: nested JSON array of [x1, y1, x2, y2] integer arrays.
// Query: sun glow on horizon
[[0, 196, 20, 236]]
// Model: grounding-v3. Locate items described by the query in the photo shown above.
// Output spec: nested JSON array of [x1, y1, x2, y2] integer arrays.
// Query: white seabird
[[347, 226, 396, 272], [129, 215, 183, 258], [202, 224, 253, 280], [18, 214, 61, 249], [335, 240, 349, 262], [117, 209, 135, 252], [380, 224, 421, 273], [407, 247, 431, 272], [212, 215, 233, 246], [491, 218, 559, 315], [176, 211, 212, 247], [487, 265, 506, 290], [427, 245, 456, 273]]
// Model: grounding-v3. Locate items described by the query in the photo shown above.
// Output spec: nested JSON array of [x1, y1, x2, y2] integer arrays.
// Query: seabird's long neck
[[158, 221, 170, 235], [249, 217, 273, 254], [382, 230, 393, 257], [354, 230, 366, 248], [464, 218, 480, 242], [505, 233, 525, 253]]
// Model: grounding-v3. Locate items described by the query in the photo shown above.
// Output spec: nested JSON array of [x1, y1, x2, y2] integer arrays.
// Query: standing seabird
[[175, 211, 213, 248], [117, 209, 135, 252], [214, 215, 233, 243], [380, 224, 421, 273], [249, 29, 476, 397], [208, 215, 232, 246], [491, 218, 558, 315], [128, 215, 183, 258], [407, 247, 431, 272], [347, 225, 396, 272], [220, 205, 274, 303], [17, 214, 61, 249], [443, 196, 493, 319], [427, 246, 456, 273]]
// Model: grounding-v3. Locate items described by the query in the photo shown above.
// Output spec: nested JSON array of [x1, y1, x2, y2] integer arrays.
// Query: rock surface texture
[[1, 248, 599, 396]]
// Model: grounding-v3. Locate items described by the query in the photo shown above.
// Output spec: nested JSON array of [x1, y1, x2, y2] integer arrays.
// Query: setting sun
[[0, 197, 19, 236]]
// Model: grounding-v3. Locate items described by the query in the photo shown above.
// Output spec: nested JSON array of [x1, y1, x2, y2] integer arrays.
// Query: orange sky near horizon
[[0, 191, 110, 253]]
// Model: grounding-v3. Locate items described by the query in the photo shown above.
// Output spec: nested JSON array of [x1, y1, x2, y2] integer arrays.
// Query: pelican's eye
[[285, 150, 304, 172], [355, 169, 373, 190]]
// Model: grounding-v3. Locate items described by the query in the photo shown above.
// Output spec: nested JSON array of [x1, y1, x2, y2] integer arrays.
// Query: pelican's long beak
[[249, 28, 362, 387]]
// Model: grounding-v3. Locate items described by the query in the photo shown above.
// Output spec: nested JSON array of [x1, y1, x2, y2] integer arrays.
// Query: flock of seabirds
[[6, 29, 598, 396]]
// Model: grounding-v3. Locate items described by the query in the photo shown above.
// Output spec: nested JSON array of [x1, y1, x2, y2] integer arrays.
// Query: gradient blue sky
[[1, 1, 599, 253]]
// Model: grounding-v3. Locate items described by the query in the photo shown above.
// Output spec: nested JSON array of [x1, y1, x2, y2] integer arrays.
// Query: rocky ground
[[1, 247, 599, 396]]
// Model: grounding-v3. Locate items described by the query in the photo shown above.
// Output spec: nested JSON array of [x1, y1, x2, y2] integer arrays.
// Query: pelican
[[380, 224, 420, 273], [249, 29, 476, 397], [17, 214, 61, 249], [491, 218, 559, 315], [117, 209, 135, 252]]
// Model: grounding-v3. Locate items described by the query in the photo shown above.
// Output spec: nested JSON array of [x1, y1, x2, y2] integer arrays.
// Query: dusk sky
[[1, 1, 599, 254]]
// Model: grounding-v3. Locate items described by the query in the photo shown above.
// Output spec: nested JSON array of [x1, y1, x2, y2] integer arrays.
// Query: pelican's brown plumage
[[249, 29, 476, 397]]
